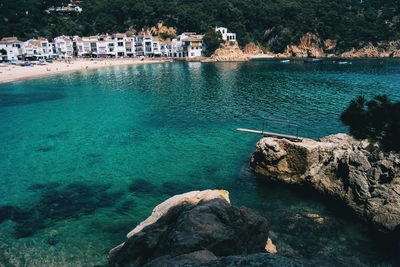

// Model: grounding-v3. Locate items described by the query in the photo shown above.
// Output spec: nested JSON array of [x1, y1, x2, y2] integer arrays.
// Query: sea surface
[[0, 59, 400, 266]]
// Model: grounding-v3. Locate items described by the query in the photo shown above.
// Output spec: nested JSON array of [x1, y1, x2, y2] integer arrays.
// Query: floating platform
[[237, 128, 303, 142]]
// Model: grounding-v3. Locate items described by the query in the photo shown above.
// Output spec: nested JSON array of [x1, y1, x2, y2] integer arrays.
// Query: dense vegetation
[[340, 95, 400, 152], [1, 0, 400, 52]]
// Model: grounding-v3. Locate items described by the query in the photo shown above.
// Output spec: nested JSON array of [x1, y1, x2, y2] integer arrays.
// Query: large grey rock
[[108, 190, 272, 267], [250, 133, 400, 231]]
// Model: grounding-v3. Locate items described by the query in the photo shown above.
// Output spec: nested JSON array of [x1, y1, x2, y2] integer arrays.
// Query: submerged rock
[[250, 133, 400, 231], [108, 190, 293, 266]]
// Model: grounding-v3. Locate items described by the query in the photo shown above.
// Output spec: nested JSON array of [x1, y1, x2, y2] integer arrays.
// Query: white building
[[0, 37, 23, 61], [170, 36, 184, 58], [143, 36, 161, 57], [23, 38, 57, 59], [54, 36, 74, 58], [74, 34, 137, 58], [215, 27, 236, 42], [180, 33, 205, 58]]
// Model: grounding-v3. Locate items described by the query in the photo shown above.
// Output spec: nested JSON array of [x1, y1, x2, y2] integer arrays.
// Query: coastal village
[[1, 0, 400, 266], [0, 27, 237, 61]]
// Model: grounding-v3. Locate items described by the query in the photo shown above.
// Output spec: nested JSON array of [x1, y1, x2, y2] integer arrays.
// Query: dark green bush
[[340, 95, 400, 152]]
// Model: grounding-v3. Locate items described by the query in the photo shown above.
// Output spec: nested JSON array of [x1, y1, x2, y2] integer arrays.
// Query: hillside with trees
[[1, 0, 400, 52]]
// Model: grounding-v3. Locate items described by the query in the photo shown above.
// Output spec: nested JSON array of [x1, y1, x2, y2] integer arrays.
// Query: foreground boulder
[[108, 190, 277, 266], [250, 133, 400, 231]]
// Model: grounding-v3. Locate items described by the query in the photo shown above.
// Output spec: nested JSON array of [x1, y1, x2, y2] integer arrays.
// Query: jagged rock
[[243, 42, 263, 55], [340, 40, 400, 58], [211, 41, 249, 61], [250, 133, 400, 231], [271, 32, 400, 58], [108, 190, 273, 267], [284, 33, 326, 58], [265, 237, 277, 254]]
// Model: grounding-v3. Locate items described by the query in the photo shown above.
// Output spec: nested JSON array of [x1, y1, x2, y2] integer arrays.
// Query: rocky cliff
[[243, 42, 263, 55], [282, 33, 329, 58], [250, 133, 400, 231], [108, 190, 298, 267], [277, 33, 400, 58], [340, 41, 400, 58], [209, 41, 249, 61]]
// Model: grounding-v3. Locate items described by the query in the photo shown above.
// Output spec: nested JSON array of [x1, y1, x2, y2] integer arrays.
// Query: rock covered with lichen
[[250, 133, 400, 231]]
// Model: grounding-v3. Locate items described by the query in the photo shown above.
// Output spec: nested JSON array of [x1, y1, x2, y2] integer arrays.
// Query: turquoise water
[[0, 59, 400, 266]]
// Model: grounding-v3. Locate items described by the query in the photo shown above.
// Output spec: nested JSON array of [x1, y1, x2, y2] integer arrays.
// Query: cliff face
[[108, 190, 294, 267], [250, 133, 400, 231], [283, 33, 328, 58], [278, 33, 400, 58]]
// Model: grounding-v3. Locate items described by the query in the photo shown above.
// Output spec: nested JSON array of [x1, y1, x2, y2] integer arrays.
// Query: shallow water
[[0, 59, 399, 266]]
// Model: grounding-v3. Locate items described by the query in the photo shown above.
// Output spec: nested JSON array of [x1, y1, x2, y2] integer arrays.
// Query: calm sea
[[0, 59, 399, 266]]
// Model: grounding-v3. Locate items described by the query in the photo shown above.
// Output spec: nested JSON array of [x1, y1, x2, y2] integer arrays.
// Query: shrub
[[340, 95, 400, 152]]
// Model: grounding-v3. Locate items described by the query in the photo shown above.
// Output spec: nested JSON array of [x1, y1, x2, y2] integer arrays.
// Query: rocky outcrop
[[210, 41, 249, 61], [340, 41, 400, 58], [250, 133, 400, 231], [243, 42, 263, 55], [283, 33, 328, 58], [274, 32, 400, 58], [108, 190, 283, 267]]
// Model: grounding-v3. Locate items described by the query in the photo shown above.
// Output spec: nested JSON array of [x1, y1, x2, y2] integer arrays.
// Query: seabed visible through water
[[0, 59, 400, 265]]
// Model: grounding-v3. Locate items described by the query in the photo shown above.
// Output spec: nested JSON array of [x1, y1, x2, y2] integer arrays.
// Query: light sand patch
[[0, 58, 171, 84]]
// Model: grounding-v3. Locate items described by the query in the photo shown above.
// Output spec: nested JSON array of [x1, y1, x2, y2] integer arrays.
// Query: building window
[[118, 42, 123, 47]]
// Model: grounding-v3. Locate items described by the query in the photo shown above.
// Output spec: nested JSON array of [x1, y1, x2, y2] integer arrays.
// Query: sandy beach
[[0, 58, 170, 84]]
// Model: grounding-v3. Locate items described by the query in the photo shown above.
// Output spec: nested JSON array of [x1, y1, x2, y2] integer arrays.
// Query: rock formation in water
[[108, 190, 299, 266], [250, 133, 400, 231], [339, 41, 400, 58], [275, 32, 400, 58], [209, 41, 249, 61]]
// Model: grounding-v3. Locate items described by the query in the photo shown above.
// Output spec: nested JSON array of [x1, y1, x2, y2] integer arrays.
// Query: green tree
[[340, 95, 400, 152], [203, 29, 223, 57]]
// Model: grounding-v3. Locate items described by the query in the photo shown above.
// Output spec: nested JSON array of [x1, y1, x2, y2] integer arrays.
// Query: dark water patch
[[159, 181, 199, 196], [115, 199, 136, 214], [28, 182, 61, 192], [0, 205, 18, 223], [278, 209, 340, 258], [45, 130, 69, 139], [35, 146, 54, 152], [0, 92, 66, 107], [9, 182, 123, 238], [85, 153, 103, 168], [251, 175, 400, 265], [87, 153, 102, 158], [101, 220, 138, 235], [128, 179, 156, 194]]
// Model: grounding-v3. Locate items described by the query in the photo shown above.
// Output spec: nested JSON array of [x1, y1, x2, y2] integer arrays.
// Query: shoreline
[[0, 58, 171, 85], [2, 56, 399, 85]]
